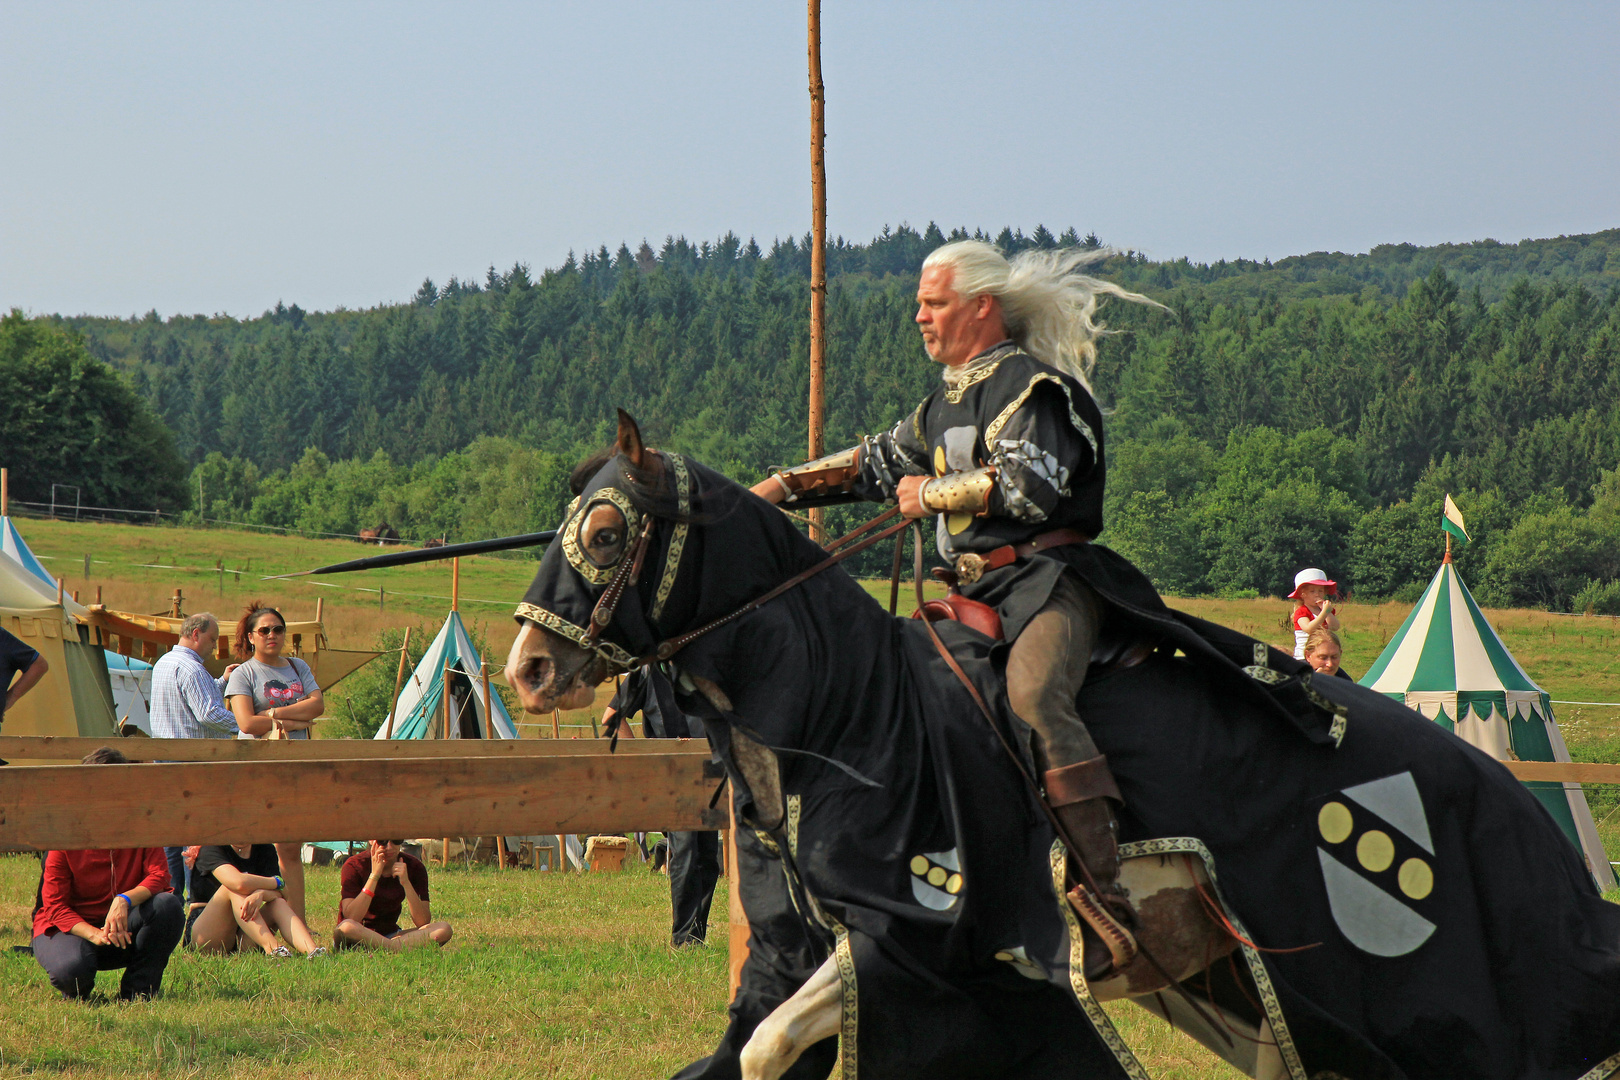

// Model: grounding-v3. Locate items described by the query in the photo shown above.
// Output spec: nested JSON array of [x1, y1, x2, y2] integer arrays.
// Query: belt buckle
[[955, 552, 987, 585]]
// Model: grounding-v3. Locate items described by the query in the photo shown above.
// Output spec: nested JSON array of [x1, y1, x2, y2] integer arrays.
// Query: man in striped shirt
[[149, 613, 240, 903]]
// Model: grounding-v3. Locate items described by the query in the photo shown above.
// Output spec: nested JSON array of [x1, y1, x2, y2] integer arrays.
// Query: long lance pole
[[806, 0, 828, 544], [271, 530, 556, 578]]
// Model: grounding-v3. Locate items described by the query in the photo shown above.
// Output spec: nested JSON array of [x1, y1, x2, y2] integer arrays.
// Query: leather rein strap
[[642, 510, 912, 665]]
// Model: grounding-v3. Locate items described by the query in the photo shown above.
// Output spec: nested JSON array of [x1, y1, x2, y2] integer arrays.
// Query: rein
[[639, 511, 912, 665]]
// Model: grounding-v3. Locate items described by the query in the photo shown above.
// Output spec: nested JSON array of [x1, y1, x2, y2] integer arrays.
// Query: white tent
[[105, 652, 153, 733]]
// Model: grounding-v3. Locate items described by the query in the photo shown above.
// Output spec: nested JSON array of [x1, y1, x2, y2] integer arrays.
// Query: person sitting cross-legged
[[333, 840, 452, 951], [189, 843, 326, 958]]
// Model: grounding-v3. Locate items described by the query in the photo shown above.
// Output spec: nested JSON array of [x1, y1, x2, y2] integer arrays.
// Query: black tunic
[[852, 342, 1107, 639]]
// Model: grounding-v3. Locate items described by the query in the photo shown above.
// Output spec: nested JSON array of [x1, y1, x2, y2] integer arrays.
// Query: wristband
[[274, 875, 284, 891], [116, 893, 131, 907], [361, 887, 375, 898]]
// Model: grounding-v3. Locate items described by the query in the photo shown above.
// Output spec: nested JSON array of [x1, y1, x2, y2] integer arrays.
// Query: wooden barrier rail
[[0, 735, 711, 763], [0, 753, 725, 850], [1501, 761, 1620, 784]]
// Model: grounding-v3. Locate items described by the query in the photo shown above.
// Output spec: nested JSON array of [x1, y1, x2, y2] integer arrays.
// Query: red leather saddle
[[911, 569, 1004, 641]]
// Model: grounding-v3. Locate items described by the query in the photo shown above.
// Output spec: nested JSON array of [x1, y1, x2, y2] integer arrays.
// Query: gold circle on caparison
[[1318, 801, 1353, 845]]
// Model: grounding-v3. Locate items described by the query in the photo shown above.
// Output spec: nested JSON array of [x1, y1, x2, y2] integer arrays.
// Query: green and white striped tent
[[1360, 560, 1615, 890]]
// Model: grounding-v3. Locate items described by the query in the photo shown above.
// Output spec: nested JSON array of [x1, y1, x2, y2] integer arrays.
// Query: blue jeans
[[164, 847, 190, 903]]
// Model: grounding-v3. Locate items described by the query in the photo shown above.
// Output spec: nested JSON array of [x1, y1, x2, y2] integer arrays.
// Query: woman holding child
[[226, 602, 322, 923]]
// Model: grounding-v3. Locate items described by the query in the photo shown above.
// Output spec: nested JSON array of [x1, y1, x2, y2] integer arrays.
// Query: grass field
[[6, 517, 1620, 1076], [0, 855, 1235, 1080]]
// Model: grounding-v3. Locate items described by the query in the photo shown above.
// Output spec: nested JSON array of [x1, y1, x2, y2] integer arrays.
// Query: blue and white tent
[[1, 515, 56, 591], [374, 611, 516, 740]]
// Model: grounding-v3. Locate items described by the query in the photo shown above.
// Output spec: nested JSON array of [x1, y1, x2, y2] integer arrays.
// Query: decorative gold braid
[[831, 919, 859, 1079], [983, 371, 1099, 456], [910, 407, 925, 449], [650, 455, 690, 624], [560, 487, 643, 585], [1116, 837, 1309, 1080], [943, 358, 1004, 404], [1047, 841, 1152, 1079], [787, 793, 801, 858], [1576, 1048, 1620, 1080], [511, 602, 637, 670]]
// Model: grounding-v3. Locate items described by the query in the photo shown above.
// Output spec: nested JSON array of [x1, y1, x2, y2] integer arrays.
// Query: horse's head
[[506, 409, 817, 715]]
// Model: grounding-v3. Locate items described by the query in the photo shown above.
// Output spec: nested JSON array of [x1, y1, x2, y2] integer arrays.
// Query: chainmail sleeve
[[984, 380, 1097, 524], [852, 406, 931, 502]]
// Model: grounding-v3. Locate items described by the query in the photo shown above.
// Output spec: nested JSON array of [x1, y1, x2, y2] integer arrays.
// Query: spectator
[[1303, 627, 1353, 681], [189, 843, 325, 958], [148, 612, 240, 904], [30, 747, 184, 1000], [226, 602, 321, 922], [603, 664, 721, 947], [0, 624, 48, 762], [334, 840, 452, 951], [1288, 568, 1341, 659]]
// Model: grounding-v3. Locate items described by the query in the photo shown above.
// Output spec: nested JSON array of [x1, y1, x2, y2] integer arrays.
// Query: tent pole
[[382, 627, 411, 740], [1, 467, 7, 515], [483, 663, 505, 870], [451, 557, 460, 612], [442, 660, 452, 867]]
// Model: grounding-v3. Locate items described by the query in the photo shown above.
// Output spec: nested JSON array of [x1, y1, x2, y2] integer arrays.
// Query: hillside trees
[[30, 222, 1620, 603], [0, 310, 188, 511]]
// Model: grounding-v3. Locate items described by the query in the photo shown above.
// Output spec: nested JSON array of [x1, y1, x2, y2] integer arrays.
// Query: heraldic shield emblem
[[1315, 771, 1438, 957]]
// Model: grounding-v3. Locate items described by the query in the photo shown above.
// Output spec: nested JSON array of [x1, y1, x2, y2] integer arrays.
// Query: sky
[[3, 1, 1617, 318]]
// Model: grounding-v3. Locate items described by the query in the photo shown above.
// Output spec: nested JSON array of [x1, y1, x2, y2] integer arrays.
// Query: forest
[[8, 222, 1620, 609]]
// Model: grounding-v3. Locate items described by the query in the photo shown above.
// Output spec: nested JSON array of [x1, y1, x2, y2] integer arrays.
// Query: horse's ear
[[615, 409, 646, 469]]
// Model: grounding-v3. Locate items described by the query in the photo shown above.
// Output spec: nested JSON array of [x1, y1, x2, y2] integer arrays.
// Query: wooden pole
[[805, 0, 828, 544], [382, 627, 412, 740], [726, 784, 749, 1001], [56, 578, 63, 606], [451, 557, 460, 612], [315, 598, 324, 624], [443, 660, 453, 866], [483, 664, 506, 870], [1, 467, 7, 516], [551, 708, 561, 740]]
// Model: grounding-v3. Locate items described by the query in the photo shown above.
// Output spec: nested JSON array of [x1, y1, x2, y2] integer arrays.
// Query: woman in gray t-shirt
[[226, 606, 323, 741], [224, 603, 323, 924]]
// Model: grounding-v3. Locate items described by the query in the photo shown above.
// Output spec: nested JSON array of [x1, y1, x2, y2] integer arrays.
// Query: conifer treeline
[[33, 223, 1620, 606]]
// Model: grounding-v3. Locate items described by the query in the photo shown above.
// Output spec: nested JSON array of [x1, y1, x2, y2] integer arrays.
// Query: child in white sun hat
[[1288, 568, 1340, 659]]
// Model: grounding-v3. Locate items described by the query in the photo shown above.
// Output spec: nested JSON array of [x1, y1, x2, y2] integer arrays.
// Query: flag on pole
[[1441, 494, 1471, 545]]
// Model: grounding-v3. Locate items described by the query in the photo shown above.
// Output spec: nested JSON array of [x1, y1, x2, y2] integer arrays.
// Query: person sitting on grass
[[30, 747, 184, 1000], [333, 840, 452, 951], [188, 842, 326, 958]]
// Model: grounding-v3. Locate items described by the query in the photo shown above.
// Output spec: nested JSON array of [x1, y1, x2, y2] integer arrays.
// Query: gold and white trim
[[561, 487, 643, 585], [984, 372, 1099, 456], [649, 454, 691, 624], [511, 601, 637, 670]]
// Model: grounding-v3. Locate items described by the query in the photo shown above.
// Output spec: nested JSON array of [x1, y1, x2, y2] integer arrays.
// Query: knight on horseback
[[751, 240, 1160, 944]]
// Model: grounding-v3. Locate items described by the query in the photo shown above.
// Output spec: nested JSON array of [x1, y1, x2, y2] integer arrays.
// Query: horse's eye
[[579, 502, 628, 568]]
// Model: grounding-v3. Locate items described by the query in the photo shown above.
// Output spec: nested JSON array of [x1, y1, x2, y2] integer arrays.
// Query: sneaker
[[269, 946, 292, 958], [306, 947, 328, 960]]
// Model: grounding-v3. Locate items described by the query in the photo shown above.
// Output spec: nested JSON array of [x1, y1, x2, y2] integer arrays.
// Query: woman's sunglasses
[[254, 625, 287, 636]]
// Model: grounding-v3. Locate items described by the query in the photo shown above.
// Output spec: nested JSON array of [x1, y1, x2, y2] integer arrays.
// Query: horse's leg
[[738, 954, 841, 1080]]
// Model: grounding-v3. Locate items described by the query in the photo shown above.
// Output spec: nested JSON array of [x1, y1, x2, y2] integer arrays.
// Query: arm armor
[[767, 446, 864, 507], [919, 466, 998, 516]]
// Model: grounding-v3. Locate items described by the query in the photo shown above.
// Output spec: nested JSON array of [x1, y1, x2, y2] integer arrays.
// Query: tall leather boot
[[1045, 754, 1135, 978]]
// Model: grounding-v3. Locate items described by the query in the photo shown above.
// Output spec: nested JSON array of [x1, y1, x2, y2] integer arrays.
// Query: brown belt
[[953, 527, 1092, 585]]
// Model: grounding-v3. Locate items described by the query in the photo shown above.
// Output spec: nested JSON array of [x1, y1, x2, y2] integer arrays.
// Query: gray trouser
[[33, 892, 185, 1000], [1004, 573, 1102, 772]]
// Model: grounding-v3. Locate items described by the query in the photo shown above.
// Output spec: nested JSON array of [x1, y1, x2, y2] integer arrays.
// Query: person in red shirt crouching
[[333, 840, 452, 951], [31, 748, 184, 1000]]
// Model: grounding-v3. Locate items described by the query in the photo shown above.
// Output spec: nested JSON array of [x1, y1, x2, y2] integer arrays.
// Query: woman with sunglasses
[[226, 602, 323, 921]]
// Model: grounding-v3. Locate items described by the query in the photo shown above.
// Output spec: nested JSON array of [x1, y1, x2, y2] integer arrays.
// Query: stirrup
[[1066, 882, 1138, 974]]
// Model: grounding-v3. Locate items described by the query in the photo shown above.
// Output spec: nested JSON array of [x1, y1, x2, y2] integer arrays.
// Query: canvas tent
[[0, 542, 117, 746], [1360, 558, 1616, 890], [375, 610, 516, 741], [105, 652, 153, 733]]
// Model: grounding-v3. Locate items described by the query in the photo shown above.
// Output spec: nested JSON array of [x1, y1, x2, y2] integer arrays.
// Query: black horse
[[506, 414, 1620, 1080]]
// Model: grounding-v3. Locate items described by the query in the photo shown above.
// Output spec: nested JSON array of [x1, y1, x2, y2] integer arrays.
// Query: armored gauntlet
[[766, 446, 863, 507], [919, 466, 997, 516]]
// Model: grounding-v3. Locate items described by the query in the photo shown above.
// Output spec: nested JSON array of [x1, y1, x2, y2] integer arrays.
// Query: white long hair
[[922, 240, 1164, 391]]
